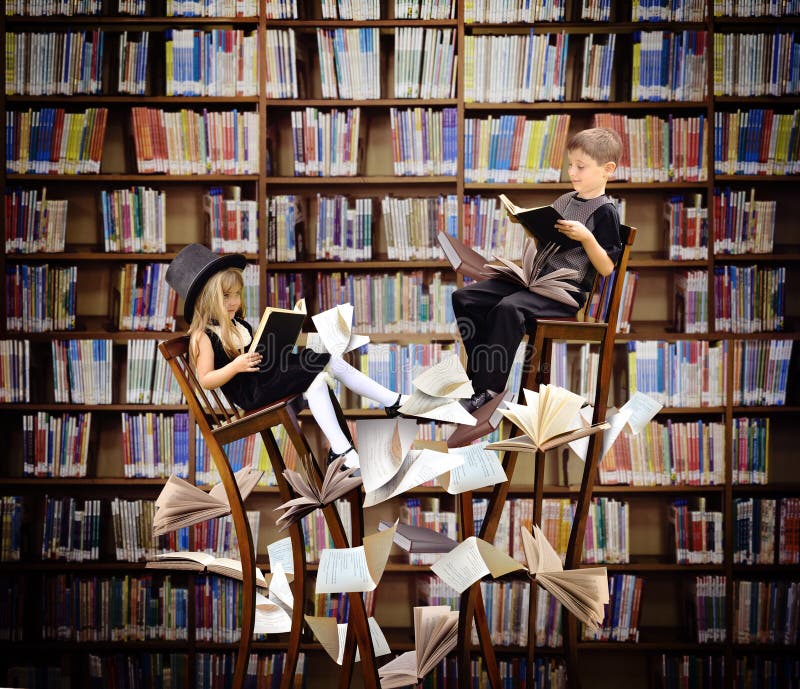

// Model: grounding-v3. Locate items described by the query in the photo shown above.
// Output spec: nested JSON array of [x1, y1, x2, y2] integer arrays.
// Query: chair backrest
[[158, 335, 244, 431], [581, 224, 636, 326]]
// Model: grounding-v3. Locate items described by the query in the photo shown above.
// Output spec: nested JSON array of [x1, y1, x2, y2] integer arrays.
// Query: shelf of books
[[2, 0, 800, 688]]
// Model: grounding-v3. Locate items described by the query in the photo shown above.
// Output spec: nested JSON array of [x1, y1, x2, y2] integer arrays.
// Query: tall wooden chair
[[158, 336, 381, 689], [455, 225, 636, 689]]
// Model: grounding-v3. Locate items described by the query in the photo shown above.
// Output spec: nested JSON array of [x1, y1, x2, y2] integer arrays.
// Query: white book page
[[357, 418, 418, 494], [568, 406, 631, 462], [254, 592, 292, 635], [155, 550, 214, 566], [439, 443, 507, 494], [430, 537, 490, 594], [412, 354, 473, 399], [267, 536, 294, 577], [334, 617, 392, 664], [311, 303, 354, 358], [268, 562, 294, 613], [620, 390, 663, 435], [399, 391, 478, 426], [316, 545, 376, 593]]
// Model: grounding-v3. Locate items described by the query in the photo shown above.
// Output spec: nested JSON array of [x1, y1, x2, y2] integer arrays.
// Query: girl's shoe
[[326, 444, 360, 471], [384, 393, 410, 418]]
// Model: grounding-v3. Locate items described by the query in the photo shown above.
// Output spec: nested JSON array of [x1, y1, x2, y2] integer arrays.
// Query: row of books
[[122, 413, 191, 479], [584, 497, 630, 564], [4, 188, 68, 254], [317, 28, 380, 100], [580, 33, 615, 101], [131, 107, 259, 175], [165, 29, 258, 96], [316, 195, 373, 261], [23, 412, 92, 478], [582, 574, 643, 642], [111, 498, 186, 562], [732, 417, 770, 485], [463, 32, 569, 103], [671, 498, 724, 565], [593, 112, 708, 182], [631, 31, 707, 102], [0, 575, 24, 641], [266, 195, 303, 261], [694, 574, 727, 643], [117, 31, 149, 94], [713, 188, 777, 255], [0, 496, 22, 562], [462, 194, 524, 261], [633, 0, 707, 22], [52, 339, 113, 404], [417, 657, 566, 689], [734, 655, 800, 689], [464, 113, 571, 184], [5, 107, 108, 175], [734, 580, 800, 645], [382, 195, 456, 261], [394, 27, 457, 99], [126, 339, 184, 405], [321, 0, 380, 19], [674, 269, 709, 333], [196, 652, 303, 689], [714, 265, 786, 334], [315, 270, 457, 334], [477, 580, 530, 647], [290, 107, 360, 177], [5, 31, 104, 96], [463, 0, 565, 22], [299, 502, 352, 564], [601, 419, 726, 486], [714, 0, 800, 16], [713, 32, 800, 97], [714, 109, 800, 176], [776, 498, 800, 565], [733, 497, 799, 565], [204, 186, 258, 254], [114, 263, 179, 332], [389, 107, 459, 176], [194, 432, 278, 486], [732, 339, 794, 407], [101, 186, 166, 253], [6, 264, 77, 332], [313, 591, 376, 622], [667, 194, 708, 260], [88, 653, 189, 689], [42, 574, 189, 641], [264, 29, 297, 99], [166, 0, 257, 16], [42, 496, 101, 561], [661, 655, 724, 689], [394, 0, 455, 20]]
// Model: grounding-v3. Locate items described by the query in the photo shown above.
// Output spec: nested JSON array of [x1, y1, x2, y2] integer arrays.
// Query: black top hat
[[166, 244, 246, 322]]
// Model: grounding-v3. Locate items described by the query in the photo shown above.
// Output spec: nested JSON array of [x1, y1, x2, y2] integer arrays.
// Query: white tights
[[304, 355, 398, 455]]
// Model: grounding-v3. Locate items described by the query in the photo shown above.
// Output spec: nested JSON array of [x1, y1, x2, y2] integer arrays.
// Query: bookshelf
[[2, 0, 799, 688]]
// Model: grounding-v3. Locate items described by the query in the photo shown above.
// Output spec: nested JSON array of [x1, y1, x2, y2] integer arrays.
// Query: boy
[[452, 127, 623, 414]]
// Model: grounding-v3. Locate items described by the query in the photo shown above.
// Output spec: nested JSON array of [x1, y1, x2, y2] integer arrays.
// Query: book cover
[[498, 194, 580, 250]]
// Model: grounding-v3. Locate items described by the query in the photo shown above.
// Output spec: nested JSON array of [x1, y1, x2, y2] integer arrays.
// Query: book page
[[536, 384, 585, 446], [499, 394, 539, 444], [412, 355, 473, 399], [438, 442, 507, 494], [363, 522, 397, 586], [378, 650, 417, 688], [398, 391, 478, 425], [475, 538, 526, 578], [254, 591, 292, 635], [568, 406, 631, 462], [414, 606, 459, 677], [267, 536, 295, 578], [311, 303, 354, 358], [363, 448, 464, 508], [305, 331, 369, 355], [357, 418, 418, 494], [316, 545, 375, 593], [537, 568, 608, 628], [520, 524, 564, 574], [268, 562, 293, 613], [619, 391, 663, 435], [207, 466, 264, 504], [430, 537, 491, 594], [320, 617, 391, 665], [155, 550, 214, 567]]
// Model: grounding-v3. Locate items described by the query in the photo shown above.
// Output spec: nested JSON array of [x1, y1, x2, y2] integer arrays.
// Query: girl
[[166, 244, 404, 468]]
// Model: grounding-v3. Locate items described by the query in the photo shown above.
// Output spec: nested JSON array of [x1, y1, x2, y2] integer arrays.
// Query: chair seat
[[211, 393, 302, 445]]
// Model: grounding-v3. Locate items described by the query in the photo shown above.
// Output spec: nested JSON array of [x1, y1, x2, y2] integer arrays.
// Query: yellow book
[[165, 39, 174, 95], [632, 43, 641, 100]]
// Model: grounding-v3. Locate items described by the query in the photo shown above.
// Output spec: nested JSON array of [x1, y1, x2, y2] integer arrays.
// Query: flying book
[[498, 193, 580, 250], [145, 551, 268, 588], [274, 455, 362, 530], [152, 467, 264, 536], [378, 520, 458, 554], [247, 301, 307, 363], [436, 231, 489, 282], [305, 615, 391, 665], [378, 606, 460, 689], [486, 384, 609, 454]]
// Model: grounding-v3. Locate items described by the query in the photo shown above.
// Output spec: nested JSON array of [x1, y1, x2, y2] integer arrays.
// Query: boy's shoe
[[459, 389, 498, 414], [448, 390, 512, 448], [384, 393, 410, 418]]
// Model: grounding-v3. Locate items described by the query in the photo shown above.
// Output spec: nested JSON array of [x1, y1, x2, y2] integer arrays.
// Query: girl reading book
[[166, 244, 405, 468]]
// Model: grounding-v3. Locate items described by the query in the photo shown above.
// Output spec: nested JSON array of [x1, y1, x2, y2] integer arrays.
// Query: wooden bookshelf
[[2, 1, 799, 689]]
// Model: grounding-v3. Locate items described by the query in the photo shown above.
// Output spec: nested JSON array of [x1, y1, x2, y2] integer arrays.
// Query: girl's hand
[[555, 219, 592, 243], [231, 350, 261, 374]]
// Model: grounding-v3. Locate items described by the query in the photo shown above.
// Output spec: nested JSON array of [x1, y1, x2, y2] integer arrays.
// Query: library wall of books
[[1, 0, 799, 687]]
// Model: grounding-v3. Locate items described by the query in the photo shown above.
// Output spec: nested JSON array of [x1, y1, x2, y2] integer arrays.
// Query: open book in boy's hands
[[274, 455, 362, 530], [498, 193, 580, 250], [520, 524, 608, 628], [306, 302, 370, 358], [146, 550, 269, 588], [397, 355, 477, 426], [486, 384, 609, 454], [152, 466, 264, 536], [378, 606, 460, 689]]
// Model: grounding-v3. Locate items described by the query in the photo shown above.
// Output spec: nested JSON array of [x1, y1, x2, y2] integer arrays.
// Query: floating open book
[[378, 606, 460, 689], [274, 455, 362, 530], [152, 466, 264, 536], [498, 193, 580, 250], [146, 551, 268, 588], [486, 384, 609, 454]]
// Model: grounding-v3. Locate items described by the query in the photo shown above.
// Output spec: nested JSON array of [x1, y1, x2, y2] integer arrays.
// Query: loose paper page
[[315, 524, 396, 594], [267, 536, 295, 578], [363, 448, 463, 508], [568, 406, 631, 462], [438, 443, 507, 494], [331, 617, 391, 664], [254, 591, 292, 635], [520, 524, 564, 574], [430, 536, 524, 593], [357, 418, 418, 494], [305, 331, 369, 355], [412, 355, 473, 399], [399, 391, 477, 426], [268, 562, 294, 613], [619, 391, 663, 435], [311, 303, 355, 358]]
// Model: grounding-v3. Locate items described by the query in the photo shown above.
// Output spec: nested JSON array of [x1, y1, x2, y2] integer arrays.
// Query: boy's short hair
[[567, 127, 622, 166]]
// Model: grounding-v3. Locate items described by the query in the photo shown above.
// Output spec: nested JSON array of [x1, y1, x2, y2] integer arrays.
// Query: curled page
[[315, 524, 397, 594], [311, 303, 355, 358], [619, 391, 664, 435], [267, 536, 295, 580], [399, 391, 477, 426], [305, 615, 391, 665], [567, 406, 631, 462], [430, 536, 524, 594], [254, 591, 292, 635], [357, 418, 418, 494], [268, 562, 294, 614], [438, 442, 507, 494], [411, 355, 473, 399]]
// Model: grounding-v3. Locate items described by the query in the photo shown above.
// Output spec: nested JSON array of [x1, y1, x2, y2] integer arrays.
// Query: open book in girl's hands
[[274, 455, 362, 530], [152, 467, 264, 536], [378, 606, 460, 689], [486, 384, 610, 454]]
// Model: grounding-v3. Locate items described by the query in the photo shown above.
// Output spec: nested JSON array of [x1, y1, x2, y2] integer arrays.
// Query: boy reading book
[[451, 127, 623, 420]]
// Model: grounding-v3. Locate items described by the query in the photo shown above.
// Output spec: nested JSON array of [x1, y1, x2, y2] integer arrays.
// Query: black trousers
[[451, 279, 577, 393]]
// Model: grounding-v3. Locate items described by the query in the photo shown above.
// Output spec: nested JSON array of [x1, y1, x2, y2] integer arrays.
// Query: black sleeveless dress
[[207, 317, 330, 411]]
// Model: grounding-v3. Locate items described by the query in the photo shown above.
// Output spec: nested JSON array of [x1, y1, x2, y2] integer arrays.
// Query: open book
[[378, 520, 458, 554], [305, 615, 391, 665], [430, 530, 608, 629], [274, 455, 362, 530], [247, 301, 307, 361], [498, 193, 580, 250], [436, 231, 490, 282], [397, 355, 477, 426], [378, 606, 460, 689], [152, 467, 263, 536], [146, 551, 268, 588], [486, 384, 609, 454]]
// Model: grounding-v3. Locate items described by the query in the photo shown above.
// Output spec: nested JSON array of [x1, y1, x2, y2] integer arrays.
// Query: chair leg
[[259, 426, 307, 689]]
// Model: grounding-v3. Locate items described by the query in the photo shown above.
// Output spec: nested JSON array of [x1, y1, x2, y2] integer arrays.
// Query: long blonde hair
[[188, 268, 247, 363]]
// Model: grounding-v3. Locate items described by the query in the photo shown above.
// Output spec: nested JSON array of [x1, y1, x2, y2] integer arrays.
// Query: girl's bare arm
[[195, 331, 261, 390]]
